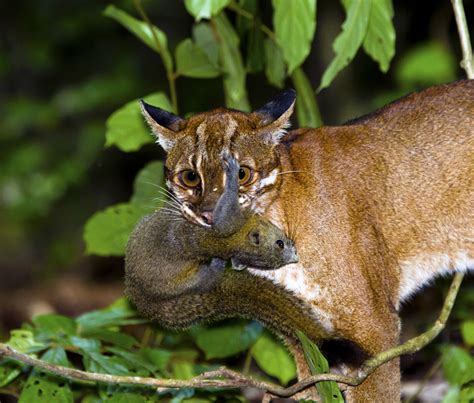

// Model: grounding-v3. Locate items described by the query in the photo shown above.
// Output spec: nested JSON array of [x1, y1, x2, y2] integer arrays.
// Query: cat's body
[[138, 80, 474, 401]]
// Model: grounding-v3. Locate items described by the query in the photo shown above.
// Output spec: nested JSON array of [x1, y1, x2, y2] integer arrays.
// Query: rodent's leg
[[212, 153, 244, 236], [194, 257, 227, 293]]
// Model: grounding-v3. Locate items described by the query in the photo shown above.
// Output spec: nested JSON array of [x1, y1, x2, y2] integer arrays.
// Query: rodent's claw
[[220, 152, 239, 175]]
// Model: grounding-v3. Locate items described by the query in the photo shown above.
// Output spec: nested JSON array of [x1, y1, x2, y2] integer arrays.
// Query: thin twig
[[0, 273, 463, 398], [451, 0, 474, 78], [227, 0, 275, 39], [133, 0, 178, 113]]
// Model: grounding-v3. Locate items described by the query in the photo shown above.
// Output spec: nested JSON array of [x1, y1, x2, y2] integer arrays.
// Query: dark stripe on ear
[[255, 89, 296, 122], [140, 100, 182, 131]]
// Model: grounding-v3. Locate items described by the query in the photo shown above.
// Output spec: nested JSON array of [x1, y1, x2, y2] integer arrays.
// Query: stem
[[133, 0, 179, 113], [451, 0, 474, 78], [227, 1, 275, 39], [0, 273, 463, 398]]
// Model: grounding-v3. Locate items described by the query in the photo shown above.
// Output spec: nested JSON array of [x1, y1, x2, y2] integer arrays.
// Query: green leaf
[[318, 0, 371, 91], [272, 0, 316, 73], [193, 321, 262, 359], [442, 345, 474, 386], [140, 347, 172, 373], [264, 38, 286, 89], [297, 330, 344, 402], [83, 202, 145, 256], [7, 329, 46, 353], [176, 38, 221, 78], [291, 67, 322, 128], [461, 320, 474, 346], [236, 0, 258, 35], [84, 352, 130, 375], [184, 0, 231, 21], [33, 314, 77, 339], [103, 5, 173, 72], [77, 298, 142, 331], [362, 0, 395, 72], [19, 348, 73, 403], [82, 329, 138, 349], [69, 336, 101, 353], [213, 14, 251, 111], [395, 42, 457, 87], [102, 391, 149, 403], [442, 386, 461, 403], [0, 360, 23, 388], [105, 92, 172, 152], [251, 331, 296, 385], [193, 23, 220, 67], [107, 347, 158, 374], [246, 23, 265, 73], [130, 160, 165, 214], [460, 386, 474, 402], [171, 361, 195, 380]]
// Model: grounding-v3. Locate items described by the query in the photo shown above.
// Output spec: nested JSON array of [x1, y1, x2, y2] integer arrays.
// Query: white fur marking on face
[[399, 250, 474, 303], [259, 169, 279, 189]]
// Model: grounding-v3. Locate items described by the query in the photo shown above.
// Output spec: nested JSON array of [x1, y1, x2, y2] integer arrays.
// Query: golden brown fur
[[140, 80, 474, 401]]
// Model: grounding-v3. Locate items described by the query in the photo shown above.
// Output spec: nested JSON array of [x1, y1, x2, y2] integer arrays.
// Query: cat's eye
[[238, 166, 253, 185], [179, 170, 201, 188]]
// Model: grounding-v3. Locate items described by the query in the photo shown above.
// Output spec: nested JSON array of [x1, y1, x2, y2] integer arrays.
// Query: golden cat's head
[[140, 90, 295, 227]]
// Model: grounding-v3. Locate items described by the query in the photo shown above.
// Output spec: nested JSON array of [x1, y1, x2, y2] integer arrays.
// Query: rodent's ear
[[139, 100, 186, 152], [253, 89, 296, 145]]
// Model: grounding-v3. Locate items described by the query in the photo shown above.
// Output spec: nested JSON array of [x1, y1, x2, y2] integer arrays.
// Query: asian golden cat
[[137, 80, 473, 402]]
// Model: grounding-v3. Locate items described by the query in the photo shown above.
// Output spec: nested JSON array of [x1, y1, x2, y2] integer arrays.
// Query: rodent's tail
[[126, 268, 329, 343]]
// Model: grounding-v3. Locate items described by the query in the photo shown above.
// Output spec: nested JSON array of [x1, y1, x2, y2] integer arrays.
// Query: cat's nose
[[201, 211, 214, 225]]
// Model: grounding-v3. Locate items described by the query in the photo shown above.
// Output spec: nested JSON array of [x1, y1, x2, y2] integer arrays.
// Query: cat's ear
[[253, 89, 296, 144], [140, 100, 185, 152]]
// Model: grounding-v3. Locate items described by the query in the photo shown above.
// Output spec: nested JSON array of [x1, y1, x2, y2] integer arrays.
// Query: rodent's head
[[231, 216, 298, 270]]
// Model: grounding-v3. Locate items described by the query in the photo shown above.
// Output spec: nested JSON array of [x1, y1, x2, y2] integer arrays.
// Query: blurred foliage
[[1, 0, 472, 401]]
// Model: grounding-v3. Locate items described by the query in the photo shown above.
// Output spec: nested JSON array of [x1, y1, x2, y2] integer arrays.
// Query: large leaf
[[318, 0, 371, 91], [83, 202, 144, 256], [130, 161, 165, 214], [32, 314, 77, 339], [213, 14, 250, 111], [442, 345, 474, 386], [395, 42, 457, 87], [84, 352, 130, 375], [251, 332, 296, 385], [291, 67, 322, 128], [297, 330, 344, 402], [264, 38, 286, 88], [19, 348, 73, 403], [193, 23, 220, 67], [176, 38, 221, 78], [105, 92, 172, 152], [103, 5, 173, 72], [184, 0, 230, 21], [193, 321, 262, 359], [362, 0, 395, 72], [246, 22, 265, 73], [272, 0, 316, 73]]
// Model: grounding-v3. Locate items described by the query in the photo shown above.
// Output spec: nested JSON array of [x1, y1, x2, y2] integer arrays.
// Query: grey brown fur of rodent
[[125, 155, 328, 341]]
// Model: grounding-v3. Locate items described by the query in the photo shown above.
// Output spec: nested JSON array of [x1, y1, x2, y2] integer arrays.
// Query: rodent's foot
[[220, 152, 239, 177]]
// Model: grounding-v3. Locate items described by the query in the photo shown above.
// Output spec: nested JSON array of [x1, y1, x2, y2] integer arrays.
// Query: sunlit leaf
[[19, 348, 73, 403], [130, 161, 165, 214], [83, 202, 145, 256], [251, 331, 296, 385], [318, 0, 371, 91], [0, 360, 23, 388], [184, 0, 230, 21], [7, 329, 46, 353], [291, 67, 322, 127], [395, 42, 457, 87], [105, 92, 172, 152], [297, 330, 344, 402], [273, 0, 316, 73], [461, 320, 474, 346], [362, 0, 395, 72], [176, 39, 221, 78], [442, 345, 474, 386], [213, 14, 250, 111], [264, 39, 286, 88], [103, 5, 173, 71], [193, 321, 262, 359]]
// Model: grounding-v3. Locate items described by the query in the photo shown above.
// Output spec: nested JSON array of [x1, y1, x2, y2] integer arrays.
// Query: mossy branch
[[0, 273, 464, 398]]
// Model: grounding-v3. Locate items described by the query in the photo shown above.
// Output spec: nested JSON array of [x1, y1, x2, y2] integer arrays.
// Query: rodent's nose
[[201, 211, 214, 225]]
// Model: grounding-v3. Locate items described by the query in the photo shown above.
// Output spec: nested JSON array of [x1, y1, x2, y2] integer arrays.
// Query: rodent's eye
[[238, 166, 253, 185], [276, 240, 285, 249], [179, 170, 201, 188]]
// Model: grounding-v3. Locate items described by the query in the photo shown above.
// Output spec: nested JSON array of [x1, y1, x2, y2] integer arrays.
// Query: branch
[[451, 0, 474, 79], [0, 273, 464, 398]]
